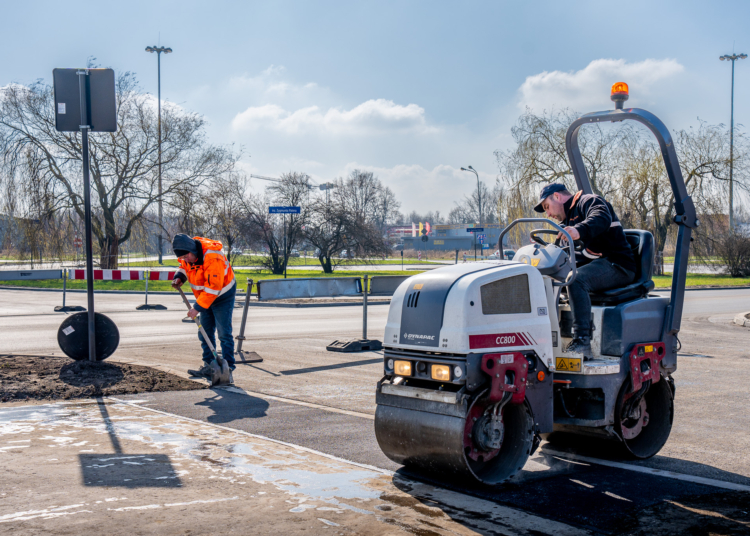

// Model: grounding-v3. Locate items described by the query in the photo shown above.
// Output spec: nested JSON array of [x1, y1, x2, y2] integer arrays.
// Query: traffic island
[[0, 355, 206, 402]]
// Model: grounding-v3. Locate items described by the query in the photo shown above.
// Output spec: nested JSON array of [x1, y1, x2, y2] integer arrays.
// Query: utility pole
[[145, 45, 173, 264], [720, 52, 747, 230]]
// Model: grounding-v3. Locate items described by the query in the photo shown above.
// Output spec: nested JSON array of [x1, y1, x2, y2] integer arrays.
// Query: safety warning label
[[556, 357, 582, 372]]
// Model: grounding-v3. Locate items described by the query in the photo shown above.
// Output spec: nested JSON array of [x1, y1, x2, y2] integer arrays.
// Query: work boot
[[565, 330, 593, 360], [187, 363, 213, 378]]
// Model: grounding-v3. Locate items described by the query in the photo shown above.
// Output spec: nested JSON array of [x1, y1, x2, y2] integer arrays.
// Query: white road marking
[[546, 449, 750, 492]]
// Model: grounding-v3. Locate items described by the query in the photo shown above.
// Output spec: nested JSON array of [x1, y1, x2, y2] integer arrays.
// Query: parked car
[[230, 247, 244, 255], [289, 249, 300, 257], [487, 249, 516, 260]]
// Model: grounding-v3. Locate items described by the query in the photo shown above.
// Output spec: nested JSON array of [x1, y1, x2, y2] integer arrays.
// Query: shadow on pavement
[[80, 400, 181, 488], [194, 388, 270, 424], [280, 357, 382, 376]]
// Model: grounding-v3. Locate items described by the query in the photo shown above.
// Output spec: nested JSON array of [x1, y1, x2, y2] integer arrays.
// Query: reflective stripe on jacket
[[177, 236, 235, 311]]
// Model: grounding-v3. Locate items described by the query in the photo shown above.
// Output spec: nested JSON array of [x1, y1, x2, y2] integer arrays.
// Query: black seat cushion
[[589, 230, 655, 306]]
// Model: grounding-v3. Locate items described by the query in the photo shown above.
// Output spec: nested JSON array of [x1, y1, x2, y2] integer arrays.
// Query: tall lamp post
[[146, 45, 173, 264], [461, 166, 481, 260], [720, 53, 747, 230]]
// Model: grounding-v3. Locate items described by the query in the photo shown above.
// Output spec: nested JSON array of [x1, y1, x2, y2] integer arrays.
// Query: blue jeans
[[567, 258, 635, 335], [197, 284, 236, 368]]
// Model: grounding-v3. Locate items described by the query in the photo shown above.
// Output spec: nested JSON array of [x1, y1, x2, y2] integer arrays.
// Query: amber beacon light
[[611, 82, 629, 110]]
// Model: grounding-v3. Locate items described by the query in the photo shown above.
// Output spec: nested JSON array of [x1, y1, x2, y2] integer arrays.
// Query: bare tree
[[203, 172, 247, 265], [0, 73, 237, 268], [238, 172, 310, 274]]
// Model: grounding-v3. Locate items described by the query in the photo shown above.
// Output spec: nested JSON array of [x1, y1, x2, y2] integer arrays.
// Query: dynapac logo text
[[404, 333, 435, 340]]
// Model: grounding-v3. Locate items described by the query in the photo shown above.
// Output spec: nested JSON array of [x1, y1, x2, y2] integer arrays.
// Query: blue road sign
[[269, 206, 301, 214], [467, 227, 484, 233]]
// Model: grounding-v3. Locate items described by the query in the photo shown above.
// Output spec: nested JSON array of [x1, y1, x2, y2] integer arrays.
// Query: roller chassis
[[374, 103, 696, 486]]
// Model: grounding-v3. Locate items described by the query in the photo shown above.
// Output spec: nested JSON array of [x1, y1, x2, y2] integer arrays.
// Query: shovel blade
[[209, 358, 232, 386]]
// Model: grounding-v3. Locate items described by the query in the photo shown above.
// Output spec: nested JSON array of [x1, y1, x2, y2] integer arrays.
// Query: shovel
[[177, 287, 232, 386]]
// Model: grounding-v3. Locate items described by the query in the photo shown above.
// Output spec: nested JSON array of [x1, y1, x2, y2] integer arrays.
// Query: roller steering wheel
[[530, 228, 584, 251]]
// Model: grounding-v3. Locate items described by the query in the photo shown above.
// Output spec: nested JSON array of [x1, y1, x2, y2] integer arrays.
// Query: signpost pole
[[283, 214, 287, 279], [77, 70, 97, 362], [362, 275, 368, 339]]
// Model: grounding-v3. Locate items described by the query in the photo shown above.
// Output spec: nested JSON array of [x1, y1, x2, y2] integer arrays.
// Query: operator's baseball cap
[[533, 183, 568, 213]]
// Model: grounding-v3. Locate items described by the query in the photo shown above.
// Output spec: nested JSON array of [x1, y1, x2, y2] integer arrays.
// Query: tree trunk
[[100, 233, 119, 269], [319, 255, 333, 273]]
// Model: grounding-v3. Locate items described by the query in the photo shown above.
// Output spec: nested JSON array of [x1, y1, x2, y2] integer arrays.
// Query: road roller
[[374, 86, 697, 485]]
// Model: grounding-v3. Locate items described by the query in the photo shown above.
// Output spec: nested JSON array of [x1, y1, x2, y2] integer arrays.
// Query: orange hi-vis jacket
[[175, 237, 236, 312]]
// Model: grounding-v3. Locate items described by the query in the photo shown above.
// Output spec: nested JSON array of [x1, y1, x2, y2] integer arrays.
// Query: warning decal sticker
[[556, 357, 582, 372]]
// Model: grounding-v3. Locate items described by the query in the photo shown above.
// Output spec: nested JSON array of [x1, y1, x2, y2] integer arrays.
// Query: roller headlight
[[387, 359, 394, 370], [453, 366, 463, 378], [394, 360, 412, 376], [431, 364, 451, 381]]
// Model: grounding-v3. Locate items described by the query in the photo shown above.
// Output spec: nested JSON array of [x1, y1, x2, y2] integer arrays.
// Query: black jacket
[[561, 191, 636, 273]]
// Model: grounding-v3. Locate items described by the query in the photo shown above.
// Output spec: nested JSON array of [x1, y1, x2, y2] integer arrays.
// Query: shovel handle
[[177, 287, 222, 363]]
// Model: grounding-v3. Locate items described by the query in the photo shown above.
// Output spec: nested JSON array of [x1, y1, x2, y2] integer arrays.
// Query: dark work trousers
[[197, 283, 236, 369], [567, 258, 635, 335]]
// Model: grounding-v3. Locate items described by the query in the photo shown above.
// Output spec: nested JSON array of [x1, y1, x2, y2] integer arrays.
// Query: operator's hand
[[187, 307, 199, 320], [171, 278, 183, 289], [557, 226, 580, 242]]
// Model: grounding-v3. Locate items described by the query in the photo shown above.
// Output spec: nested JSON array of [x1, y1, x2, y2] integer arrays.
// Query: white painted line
[[108, 397, 393, 476], [546, 449, 750, 492], [218, 386, 375, 420]]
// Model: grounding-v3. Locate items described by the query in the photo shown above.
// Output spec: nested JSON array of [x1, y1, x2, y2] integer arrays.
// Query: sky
[[1, 0, 748, 215]]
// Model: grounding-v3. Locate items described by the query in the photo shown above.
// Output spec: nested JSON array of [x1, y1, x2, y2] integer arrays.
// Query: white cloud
[[518, 58, 685, 113], [336, 162, 495, 214], [231, 98, 438, 136]]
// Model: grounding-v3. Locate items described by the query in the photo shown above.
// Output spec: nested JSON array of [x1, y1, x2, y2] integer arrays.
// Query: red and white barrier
[[68, 269, 144, 280], [148, 271, 178, 281]]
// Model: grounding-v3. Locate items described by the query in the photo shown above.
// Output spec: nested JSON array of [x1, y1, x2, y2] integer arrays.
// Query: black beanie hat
[[172, 234, 198, 257]]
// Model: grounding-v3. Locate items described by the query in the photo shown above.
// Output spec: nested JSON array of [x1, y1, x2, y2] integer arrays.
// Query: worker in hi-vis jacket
[[171, 234, 237, 379]]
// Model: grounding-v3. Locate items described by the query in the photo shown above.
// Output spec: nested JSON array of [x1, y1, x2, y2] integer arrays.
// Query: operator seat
[[589, 230, 655, 306]]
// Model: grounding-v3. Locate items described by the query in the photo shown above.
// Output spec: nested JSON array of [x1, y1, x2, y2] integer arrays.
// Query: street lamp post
[[146, 45, 173, 264], [460, 166, 481, 225], [461, 166, 481, 260], [720, 53, 747, 230]]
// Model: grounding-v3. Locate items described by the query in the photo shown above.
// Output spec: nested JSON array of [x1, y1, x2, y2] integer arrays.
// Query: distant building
[[402, 223, 505, 251]]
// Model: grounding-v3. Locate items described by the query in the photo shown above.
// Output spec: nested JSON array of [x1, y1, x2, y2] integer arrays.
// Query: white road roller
[[374, 85, 697, 485]]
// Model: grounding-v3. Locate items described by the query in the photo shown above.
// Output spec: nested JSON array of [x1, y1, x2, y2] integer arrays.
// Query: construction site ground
[[0, 287, 749, 535]]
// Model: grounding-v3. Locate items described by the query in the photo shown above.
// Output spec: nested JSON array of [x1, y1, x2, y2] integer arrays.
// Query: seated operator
[[534, 183, 636, 359]]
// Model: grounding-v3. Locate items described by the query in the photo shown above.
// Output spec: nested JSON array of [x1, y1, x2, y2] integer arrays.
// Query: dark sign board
[[466, 227, 484, 233], [269, 206, 301, 214], [53, 68, 117, 132]]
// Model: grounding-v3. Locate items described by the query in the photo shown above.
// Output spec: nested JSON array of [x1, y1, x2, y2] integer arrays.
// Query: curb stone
[[734, 311, 750, 328]]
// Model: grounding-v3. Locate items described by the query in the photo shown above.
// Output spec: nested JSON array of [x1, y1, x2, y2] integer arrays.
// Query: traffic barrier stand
[[254, 276, 405, 353], [55, 270, 85, 312], [136, 270, 175, 310], [327, 275, 385, 353], [235, 278, 263, 364]]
